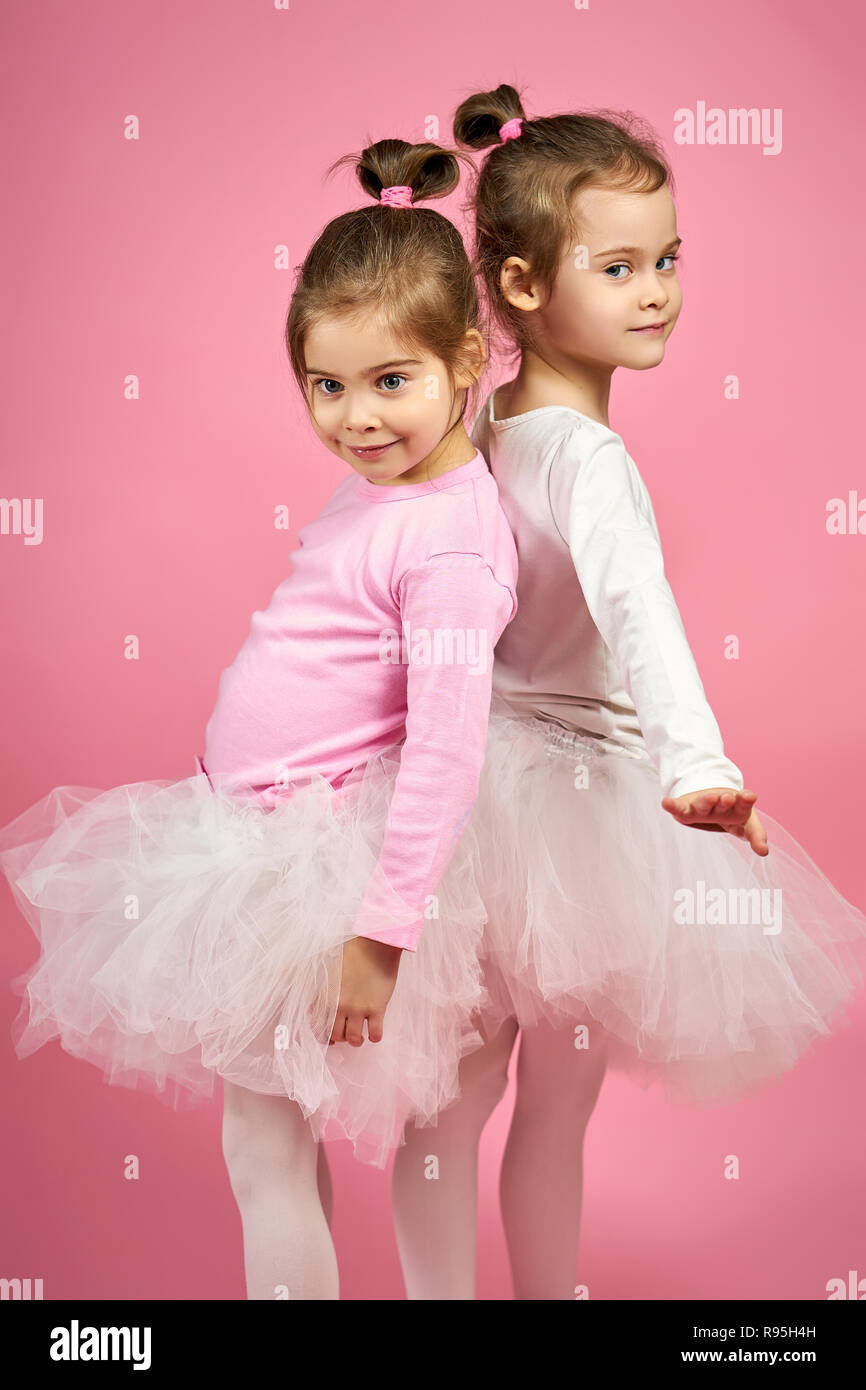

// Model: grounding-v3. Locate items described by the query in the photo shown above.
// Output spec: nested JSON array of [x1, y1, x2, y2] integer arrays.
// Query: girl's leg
[[317, 1143, 334, 1229], [500, 1014, 607, 1300], [221, 1078, 339, 1300], [391, 1014, 520, 1300]]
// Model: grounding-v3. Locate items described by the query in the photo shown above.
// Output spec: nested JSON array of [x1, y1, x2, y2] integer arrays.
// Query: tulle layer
[[0, 750, 491, 1167], [468, 705, 866, 1106]]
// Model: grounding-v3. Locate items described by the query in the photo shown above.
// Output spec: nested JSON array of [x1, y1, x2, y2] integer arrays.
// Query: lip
[[629, 321, 667, 333], [344, 439, 402, 459]]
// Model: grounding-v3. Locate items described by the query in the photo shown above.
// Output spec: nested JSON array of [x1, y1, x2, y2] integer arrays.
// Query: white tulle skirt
[[0, 750, 491, 1167], [468, 703, 866, 1106]]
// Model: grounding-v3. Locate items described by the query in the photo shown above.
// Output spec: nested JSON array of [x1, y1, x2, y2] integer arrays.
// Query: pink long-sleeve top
[[202, 449, 518, 951]]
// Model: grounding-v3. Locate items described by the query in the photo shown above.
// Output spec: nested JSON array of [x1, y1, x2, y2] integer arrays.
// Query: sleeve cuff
[[665, 768, 745, 800], [351, 860, 425, 951], [352, 921, 421, 953]]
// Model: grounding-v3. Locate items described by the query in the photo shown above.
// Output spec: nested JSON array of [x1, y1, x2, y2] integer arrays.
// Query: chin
[[625, 341, 667, 366]]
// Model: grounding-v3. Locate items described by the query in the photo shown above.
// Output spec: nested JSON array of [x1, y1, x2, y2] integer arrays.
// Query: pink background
[[2, 0, 864, 1299]]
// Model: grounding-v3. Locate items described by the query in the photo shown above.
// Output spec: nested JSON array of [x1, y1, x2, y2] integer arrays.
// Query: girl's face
[[512, 184, 683, 372], [303, 315, 478, 485]]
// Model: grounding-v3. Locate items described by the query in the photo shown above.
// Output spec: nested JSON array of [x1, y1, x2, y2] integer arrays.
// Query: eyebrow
[[304, 358, 424, 376], [593, 236, 683, 259]]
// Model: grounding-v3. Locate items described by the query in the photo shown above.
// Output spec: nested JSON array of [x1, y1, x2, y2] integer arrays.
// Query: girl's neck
[[497, 349, 613, 430]]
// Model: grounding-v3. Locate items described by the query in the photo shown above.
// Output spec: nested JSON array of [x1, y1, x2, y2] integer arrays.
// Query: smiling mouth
[[344, 439, 401, 455]]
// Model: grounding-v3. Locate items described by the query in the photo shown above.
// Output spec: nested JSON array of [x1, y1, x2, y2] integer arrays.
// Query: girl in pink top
[[388, 87, 866, 1300], [0, 138, 517, 1299]]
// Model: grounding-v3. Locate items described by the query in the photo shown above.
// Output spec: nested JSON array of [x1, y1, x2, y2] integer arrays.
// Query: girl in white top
[[389, 86, 866, 1301]]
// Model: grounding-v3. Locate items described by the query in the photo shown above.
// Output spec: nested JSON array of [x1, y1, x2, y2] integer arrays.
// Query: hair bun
[[453, 84, 527, 150], [326, 138, 462, 204]]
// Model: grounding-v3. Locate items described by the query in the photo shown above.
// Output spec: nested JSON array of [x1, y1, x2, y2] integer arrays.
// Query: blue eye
[[310, 373, 408, 396], [605, 253, 680, 280]]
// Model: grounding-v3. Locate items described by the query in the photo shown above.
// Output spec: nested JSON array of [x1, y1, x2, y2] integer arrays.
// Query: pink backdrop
[[2, 0, 864, 1299]]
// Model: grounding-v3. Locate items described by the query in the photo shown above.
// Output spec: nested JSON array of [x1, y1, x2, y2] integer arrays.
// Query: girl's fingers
[[693, 792, 755, 824], [665, 789, 761, 839], [744, 812, 770, 855], [330, 1008, 387, 1045], [345, 1013, 366, 1047]]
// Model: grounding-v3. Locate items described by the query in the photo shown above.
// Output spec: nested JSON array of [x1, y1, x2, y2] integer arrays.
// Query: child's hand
[[660, 788, 769, 857], [328, 935, 403, 1047]]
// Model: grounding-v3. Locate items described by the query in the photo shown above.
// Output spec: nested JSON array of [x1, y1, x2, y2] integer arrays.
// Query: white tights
[[221, 1079, 338, 1300], [391, 1015, 608, 1300], [221, 1015, 607, 1301]]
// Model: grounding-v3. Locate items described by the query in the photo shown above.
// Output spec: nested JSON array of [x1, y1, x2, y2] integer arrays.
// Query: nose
[[342, 388, 384, 434], [638, 267, 671, 310]]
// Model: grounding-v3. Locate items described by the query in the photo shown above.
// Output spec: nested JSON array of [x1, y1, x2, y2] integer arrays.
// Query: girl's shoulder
[[545, 421, 657, 543], [406, 456, 509, 549], [387, 457, 517, 598], [481, 395, 625, 470], [498, 405, 631, 492]]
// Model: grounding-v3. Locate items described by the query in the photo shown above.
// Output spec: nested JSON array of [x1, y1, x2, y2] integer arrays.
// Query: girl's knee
[[513, 1069, 606, 1131], [514, 1022, 608, 1123], [465, 1056, 511, 1120], [459, 1015, 519, 1118], [221, 1084, 314, 1202]]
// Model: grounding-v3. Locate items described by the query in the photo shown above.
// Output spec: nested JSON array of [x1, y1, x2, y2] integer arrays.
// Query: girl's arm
[[548, 426, 745, 804], [351, 549, 517, 953]]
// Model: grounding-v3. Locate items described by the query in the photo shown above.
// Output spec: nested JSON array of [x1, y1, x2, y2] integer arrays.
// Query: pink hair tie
[[498, 117, 523, 142], [379, 185, 414, 208]]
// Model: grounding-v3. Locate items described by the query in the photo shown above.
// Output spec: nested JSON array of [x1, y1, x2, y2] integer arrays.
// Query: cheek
[[391, 386, 442, 419], [308, 407, 332, 438], [549, 269, 585, 318], [560, 294, 608, 346], [310, 393, 341, 421], [550, 271, 607, 331]]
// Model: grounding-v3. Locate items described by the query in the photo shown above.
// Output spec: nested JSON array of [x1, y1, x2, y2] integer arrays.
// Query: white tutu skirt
[[0, 750, 491, 1167], [469, 704, 866, 1106]]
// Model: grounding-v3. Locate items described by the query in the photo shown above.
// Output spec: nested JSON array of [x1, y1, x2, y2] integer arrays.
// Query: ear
[[500, 256, 544, 312], [451, 328, 486, 389]]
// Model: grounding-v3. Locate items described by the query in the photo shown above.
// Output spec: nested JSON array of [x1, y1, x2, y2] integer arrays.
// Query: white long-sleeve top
[[470, 388, 744, 801]]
